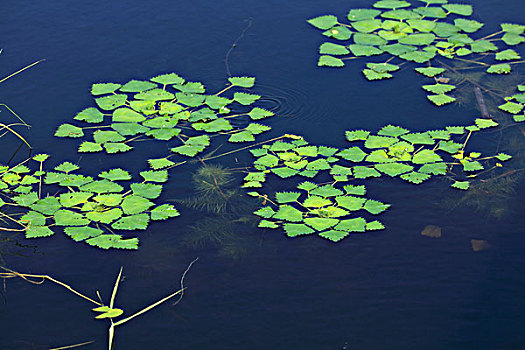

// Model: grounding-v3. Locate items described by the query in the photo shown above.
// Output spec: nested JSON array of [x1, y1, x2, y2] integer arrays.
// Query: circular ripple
[[255, 83, 335, 123]]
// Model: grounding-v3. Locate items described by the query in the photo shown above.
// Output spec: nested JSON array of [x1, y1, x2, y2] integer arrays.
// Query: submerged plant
[[177, 164, 240, 214], [177, 165, 258, 259]]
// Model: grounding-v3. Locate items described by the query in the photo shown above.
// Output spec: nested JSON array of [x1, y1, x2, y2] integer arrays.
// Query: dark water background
[[1, 0, 524, 349]]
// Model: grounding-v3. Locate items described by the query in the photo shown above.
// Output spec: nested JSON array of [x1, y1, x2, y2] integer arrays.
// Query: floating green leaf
[[86, 208, 123, 224], [501, 23, 525, 34], [120, 80, 157, 93], [422, 84, 456, 94], [495, 153, 512, 161], [319, 43, 350, 56], [475, 118, 498, 129], [248, 108, 274, 120], [363, 199, 390, 214], [419, 162, 447, 175], [54, 162, 79, 173], [91, 83, 121, 96], [138, 170, 167, 183], [86, 235, 139, 249], [80, 180, 123, 194], [29, 197, 61, 215], [233, 92, 260, 105], [381, 9, 420, 20], [271, 167, 299, 178], [228, 76, 255, 88], [112, 108, 146, 123], [173, 82, 205, 94], [64, 226, 103, 242], [26, 226, 54, 238], [121, 195, 154, 215], [93, 194, 123, 207], [407, 19, 437, 32], [432, 22, 459, 37], [150, 72, 185, 85], [451, 180, 469, 190], [454, 18, 483, 33], [349, 45, 384, 57], [53, 210, 90, 226], [111, 123, 150, 136], [347, 9, 381, 21], [59, 192, 93, 207], [364, 135, 398, 148], [462, 160, 483, 172], [336, 196, 366, 211], [442, 4, 472, 16], [470, 40, 498, 53], [427, 94, 456, 106], [345, 130, 370, 141], [136, 89, 174, 101], [111, 213, 149, 230], [487, 64, 511, 74], [414, 6, 447, 18], [399, 49, 435, 63], [93, 130, 125, 144], [502, 33, 525, 46], [283, 223, 315, 237], [74, 108, 104, 123], [363, 69, 392, 80], [147, 158, 175, 170], [304, 218, 339, 231], [273, 205, 304, 222], [373, 0, 411, 9], [412, 149, 442, 164], [499, 101, 523, 114], [98, 169, 131, 181], [323, 26, 353, 40], [374, 162, 413, 176], [95, 94, 127, 110], [55, 124, 84, 138], [353, 166, 381, 178], [334, 217, 366, 232], [104, 142, 133, 154], [20, 211, 47, 226], [318, 55, 345, 67], [150, 204, 180, 221], [400, 171, 431, 184], [399, 33, 436, 46], [319, 230, 349, 242], [275, 192, 301, 204], [307, 15, 339, 30]]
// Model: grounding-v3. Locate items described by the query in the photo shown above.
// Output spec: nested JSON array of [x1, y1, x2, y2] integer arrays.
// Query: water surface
[[1, 1, 524, 349]]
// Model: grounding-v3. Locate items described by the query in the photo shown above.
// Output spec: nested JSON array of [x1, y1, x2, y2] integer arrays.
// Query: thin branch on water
[[225, 18, 253, 77], [48, 340, 96, 350], [0, 59, 45, 84], [0, 266, 102, 306], [172, 257, 199, 306]]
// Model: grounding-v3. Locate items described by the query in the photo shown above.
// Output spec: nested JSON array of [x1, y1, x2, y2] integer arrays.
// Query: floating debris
[[421, 225, 442, 238], [471, 239, 490, 251]]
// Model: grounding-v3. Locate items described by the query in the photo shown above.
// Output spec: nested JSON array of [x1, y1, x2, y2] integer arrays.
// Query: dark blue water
[[1, 1, 524, 349]]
